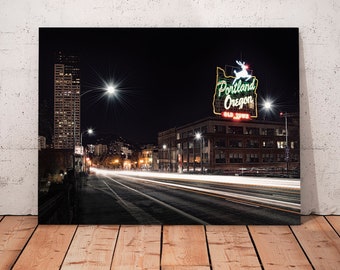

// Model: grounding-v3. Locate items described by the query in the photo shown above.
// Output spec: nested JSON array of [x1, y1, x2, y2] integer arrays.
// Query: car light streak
[[92, 168, 300, 213], [91, 168, 300, 190], [113, 173, 300, 212], [94, 169, 301, 213]]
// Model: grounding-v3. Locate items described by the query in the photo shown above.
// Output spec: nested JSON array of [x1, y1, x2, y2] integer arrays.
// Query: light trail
[[91, 168, 300, 213], [104, 172, 300, 212], [91, 168, 300, 190]]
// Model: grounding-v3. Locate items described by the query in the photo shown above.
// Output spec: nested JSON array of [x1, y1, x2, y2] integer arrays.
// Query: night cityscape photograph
[[38, 27, 300, 225]]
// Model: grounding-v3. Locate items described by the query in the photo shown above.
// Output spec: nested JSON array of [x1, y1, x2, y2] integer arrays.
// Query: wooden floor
[[0, 216, 339, 269]]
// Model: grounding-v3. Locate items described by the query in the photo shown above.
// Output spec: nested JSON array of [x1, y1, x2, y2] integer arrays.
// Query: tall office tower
[[53, 51, 81, 149]]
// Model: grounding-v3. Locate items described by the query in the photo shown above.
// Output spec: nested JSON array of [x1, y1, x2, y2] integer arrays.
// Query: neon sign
[[212, 61, 258, 120], [222, 111, 250, 120]]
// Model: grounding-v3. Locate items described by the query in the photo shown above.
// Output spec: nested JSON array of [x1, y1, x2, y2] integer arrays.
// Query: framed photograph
[[39, 27, 300, 225]]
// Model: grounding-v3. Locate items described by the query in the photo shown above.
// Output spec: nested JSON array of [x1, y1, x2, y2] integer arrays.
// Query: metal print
[[39, 28, 300, 225]]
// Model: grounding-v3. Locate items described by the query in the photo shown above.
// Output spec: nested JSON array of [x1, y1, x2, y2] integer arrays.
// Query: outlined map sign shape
[[213, 61, 258, 120]]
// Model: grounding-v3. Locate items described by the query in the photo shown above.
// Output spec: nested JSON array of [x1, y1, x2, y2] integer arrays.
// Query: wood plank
[[161, 225, 210, 268], [12, 224, 77, 270], [161, 266, 211, 270], [291, 216, 340, 270], [0, 216, 37, 270], [326, 215, 340, 235], [111, 225, 161, 270], [206, 225, 261, 270], [249, 225, 312, 270], [61, 225, 119, 270]]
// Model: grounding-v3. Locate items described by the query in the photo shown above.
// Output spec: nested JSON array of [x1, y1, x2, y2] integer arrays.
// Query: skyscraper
[[53, 51, 81, 149]]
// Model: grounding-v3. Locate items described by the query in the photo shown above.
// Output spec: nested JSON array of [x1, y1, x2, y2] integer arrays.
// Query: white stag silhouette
[[233, 60, 252, 85]]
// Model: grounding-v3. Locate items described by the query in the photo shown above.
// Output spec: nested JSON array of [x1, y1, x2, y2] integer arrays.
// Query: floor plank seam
[[110, 224, 121, 270], [159, 225, 164, 270], [203, 225, 213, 270], [246, 225, 264, 270], [324, 216, 340, 238], [59, 225, 79, 269], [289, 225, 316, 270], [10, 219, 39, 270]]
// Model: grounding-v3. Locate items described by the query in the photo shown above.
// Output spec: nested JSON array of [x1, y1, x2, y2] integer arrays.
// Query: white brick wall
[[0, 0, 339, 215]]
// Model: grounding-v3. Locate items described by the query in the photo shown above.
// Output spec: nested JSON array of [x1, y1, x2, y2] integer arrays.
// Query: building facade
[[53, 52, 81, 149], [93, 144, 108, 156], [138, 145, 159, 171], [158, 117, 299, 177]]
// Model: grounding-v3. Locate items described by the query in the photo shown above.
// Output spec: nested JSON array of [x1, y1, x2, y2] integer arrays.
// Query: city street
[[75, 168, 300, 225]]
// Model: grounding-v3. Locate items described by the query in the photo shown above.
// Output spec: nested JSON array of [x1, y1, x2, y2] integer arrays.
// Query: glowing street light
[[162, 144, 170, 171], [261, 98, 275, 120], [264, 100, 272, 110], [76, 85, 115, 148], [80, 128, 94, 148], [76, 81, 117, 147], [81, 84, 116, 97], [195, 132, 202, 140], [106, 85, 116, 95], [195, 132, 204, 173], [79, 128, 94, 174]]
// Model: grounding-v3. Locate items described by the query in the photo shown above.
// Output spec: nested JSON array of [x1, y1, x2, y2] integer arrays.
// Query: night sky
[[39, 28, 299, 145]]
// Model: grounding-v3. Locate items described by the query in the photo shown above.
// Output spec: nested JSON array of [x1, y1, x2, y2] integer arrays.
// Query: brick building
[[158, 116, 299, 177]]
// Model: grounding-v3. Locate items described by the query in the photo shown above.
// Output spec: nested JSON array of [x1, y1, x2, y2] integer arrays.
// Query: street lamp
[[81, 85, 116, 98], [262, 99, 274, 120], [264, 101, 272, 110], [80, 128, 94, 148], [195, 132, 204, 173], [106, 85, 116, 95], [80, 128, 94, 173], [73, 85, 116, 173], [162, 144, 169, 172], [76, 85, 116, 146]]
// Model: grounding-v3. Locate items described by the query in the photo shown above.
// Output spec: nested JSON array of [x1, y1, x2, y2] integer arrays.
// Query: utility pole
[[280, 112, 298, 177]]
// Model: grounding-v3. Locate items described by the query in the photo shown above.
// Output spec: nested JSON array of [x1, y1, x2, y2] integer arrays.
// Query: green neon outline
[[212, 66, 258, 119]]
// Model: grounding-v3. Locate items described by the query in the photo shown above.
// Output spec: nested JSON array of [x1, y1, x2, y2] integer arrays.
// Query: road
[[75, 168, 300, 225]]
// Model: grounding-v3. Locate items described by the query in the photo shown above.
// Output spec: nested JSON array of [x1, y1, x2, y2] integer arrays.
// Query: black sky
[[39, 27, 299, 144]]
